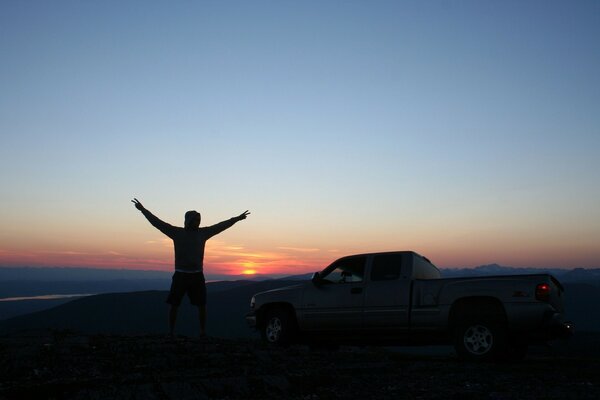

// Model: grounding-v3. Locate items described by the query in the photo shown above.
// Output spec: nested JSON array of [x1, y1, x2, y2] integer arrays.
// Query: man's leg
[[190, 273, 208, 337], [169, 304, 179, 338], [198, 305, 207, 337], [166, 272, 184, 338]]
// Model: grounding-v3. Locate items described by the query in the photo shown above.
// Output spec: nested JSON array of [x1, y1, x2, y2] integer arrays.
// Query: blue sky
[[1, 1, 599, 272]]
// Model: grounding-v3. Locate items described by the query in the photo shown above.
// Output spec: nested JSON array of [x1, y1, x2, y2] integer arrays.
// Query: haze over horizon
[[1, 1, 599, 276]]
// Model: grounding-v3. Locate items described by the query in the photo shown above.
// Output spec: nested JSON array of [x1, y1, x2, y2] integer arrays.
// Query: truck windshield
[[321, 256, 366, 284]]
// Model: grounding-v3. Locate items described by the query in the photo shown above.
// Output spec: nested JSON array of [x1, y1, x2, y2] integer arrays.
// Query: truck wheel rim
[[463, 325, 493, 355], [266, 317, 282, 343]]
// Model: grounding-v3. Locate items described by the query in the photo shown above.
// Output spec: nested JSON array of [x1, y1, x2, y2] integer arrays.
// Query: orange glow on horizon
[[1, 235, 599, 273], [0, 240, 335, 275]]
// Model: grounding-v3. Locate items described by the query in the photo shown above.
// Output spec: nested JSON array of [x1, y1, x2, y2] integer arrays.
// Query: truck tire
[[454, 318, 507, 362], [261, 308, 295, 346]]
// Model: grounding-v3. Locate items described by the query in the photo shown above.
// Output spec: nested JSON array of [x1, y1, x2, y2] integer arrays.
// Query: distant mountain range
[[3, 264, 598, 284], [0, 266, 283, 283], [439, 264, 600, 284], [0, 266, 285, 301]]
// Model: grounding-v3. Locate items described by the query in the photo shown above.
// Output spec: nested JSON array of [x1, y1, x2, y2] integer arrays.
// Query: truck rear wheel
[[454, 318, 507, 362], [261, 308, 295, 346]]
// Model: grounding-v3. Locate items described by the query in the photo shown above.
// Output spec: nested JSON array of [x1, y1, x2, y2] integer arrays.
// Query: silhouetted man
[[132, 198, 250, 338]]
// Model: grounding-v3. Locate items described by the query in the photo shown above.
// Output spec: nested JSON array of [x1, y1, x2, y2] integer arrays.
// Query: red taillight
[[536, 283, 551, 302]]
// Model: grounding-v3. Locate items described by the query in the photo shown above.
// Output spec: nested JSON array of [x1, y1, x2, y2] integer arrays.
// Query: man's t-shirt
[[141, 209, 236, 273]]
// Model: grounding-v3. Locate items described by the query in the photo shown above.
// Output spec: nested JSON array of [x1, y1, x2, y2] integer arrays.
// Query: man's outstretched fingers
[[238, 210, 250, 220], [132, 198, 144, 210]]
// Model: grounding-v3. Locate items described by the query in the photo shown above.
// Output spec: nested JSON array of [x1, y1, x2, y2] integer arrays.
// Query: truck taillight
[[536, 283, 551, 302]]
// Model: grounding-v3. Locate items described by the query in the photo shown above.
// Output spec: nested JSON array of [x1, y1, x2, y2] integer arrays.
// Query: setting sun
[[242, 269, 257, 275], [240, 261, 258, 275]]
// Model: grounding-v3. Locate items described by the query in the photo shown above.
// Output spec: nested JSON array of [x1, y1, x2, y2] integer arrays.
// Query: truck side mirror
[[311, 272, 322, 287]]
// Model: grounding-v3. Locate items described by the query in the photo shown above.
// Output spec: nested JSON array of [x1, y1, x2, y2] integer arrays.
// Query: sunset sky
[[1, 1, 599, 277]]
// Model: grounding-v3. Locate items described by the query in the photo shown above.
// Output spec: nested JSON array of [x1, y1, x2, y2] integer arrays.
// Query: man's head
[[184, 210, 201, 230]]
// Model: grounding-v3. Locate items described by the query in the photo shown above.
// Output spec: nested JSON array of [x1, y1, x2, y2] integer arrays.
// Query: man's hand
[[236, 210, 250, 221], [131, 198, 145, 211]]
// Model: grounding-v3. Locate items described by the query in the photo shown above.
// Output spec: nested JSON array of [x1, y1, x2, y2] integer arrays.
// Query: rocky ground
[[0, 333, 598, 400]]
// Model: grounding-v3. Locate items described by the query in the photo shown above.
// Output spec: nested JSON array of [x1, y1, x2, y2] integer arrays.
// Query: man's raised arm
[[204, 210, 250, 239], [131, 198, 176, 238]]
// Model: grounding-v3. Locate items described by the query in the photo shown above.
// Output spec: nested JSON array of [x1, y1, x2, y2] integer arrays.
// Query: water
[[0, 294, 93, 302]]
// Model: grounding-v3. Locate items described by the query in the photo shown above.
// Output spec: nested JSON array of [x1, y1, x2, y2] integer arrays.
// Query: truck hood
[[254, 283, 304, 297], [252, 282, 306, 307]]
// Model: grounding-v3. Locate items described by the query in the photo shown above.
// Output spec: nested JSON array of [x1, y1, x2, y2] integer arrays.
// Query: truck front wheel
[[261, 308, 295, 346], [454, 318, 507, 362]]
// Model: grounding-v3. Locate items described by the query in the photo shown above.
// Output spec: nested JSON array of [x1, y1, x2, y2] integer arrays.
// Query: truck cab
[[302, 251, 437, 332]]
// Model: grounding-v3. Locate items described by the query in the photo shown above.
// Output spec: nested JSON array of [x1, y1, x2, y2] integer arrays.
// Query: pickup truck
[[246, 251, 573, 361]]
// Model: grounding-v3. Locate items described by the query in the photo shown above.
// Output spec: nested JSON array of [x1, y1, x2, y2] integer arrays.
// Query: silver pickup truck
[[246, 251, 573, 360]]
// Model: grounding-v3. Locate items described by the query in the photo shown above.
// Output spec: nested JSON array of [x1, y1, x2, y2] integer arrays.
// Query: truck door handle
[[351, 287, 362, 294]]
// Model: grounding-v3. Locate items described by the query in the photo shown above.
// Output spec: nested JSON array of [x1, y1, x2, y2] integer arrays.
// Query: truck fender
[[256, 302, 298, 330], [448, 296, 507, 329]]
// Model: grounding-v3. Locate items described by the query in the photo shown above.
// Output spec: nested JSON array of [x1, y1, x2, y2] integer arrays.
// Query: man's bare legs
[[199, 305, 207, 337], [169, 304, 206, 338], [169, 305, 179, 338]]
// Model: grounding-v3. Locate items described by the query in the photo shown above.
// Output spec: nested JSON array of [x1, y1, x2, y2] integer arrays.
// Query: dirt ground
[[1, 333, 598, 399]]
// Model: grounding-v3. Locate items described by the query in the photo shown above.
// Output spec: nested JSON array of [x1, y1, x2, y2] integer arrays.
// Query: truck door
[[363, 253, 411, 330], [302, 256, 366, 331]]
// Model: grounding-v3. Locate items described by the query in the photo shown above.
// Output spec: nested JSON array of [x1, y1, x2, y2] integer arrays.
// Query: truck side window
[[321, 256, 365, 284], [371, 254, 402, 281]]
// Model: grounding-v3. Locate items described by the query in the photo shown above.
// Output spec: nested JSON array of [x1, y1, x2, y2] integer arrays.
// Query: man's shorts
[[166, 271, 207, 306]]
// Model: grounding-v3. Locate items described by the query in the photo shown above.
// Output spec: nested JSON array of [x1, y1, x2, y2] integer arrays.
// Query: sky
[[1, 0, 599, 277]]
